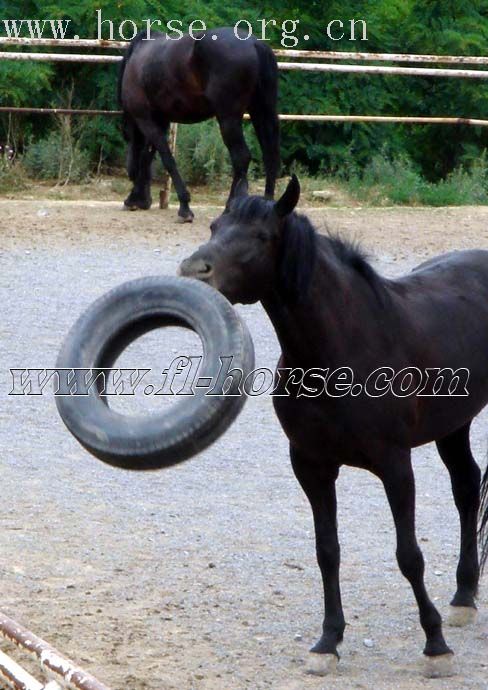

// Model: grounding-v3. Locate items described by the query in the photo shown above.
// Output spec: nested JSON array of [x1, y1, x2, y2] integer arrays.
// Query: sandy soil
[[0, 199, 487, 690]]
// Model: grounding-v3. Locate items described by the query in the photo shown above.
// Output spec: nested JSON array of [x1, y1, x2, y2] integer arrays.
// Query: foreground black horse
[[180, 177, 488, 676], [118, 28, 280, 221]]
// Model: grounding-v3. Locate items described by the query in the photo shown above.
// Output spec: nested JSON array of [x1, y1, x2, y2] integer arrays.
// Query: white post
[[159, 123, 179, 209]]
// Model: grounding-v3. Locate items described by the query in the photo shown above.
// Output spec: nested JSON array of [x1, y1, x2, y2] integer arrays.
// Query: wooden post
[[159, 123, 178, 209]]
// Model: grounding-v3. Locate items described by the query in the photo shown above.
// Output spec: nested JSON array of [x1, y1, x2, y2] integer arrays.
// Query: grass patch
[[2, 150, 488, 209], [0, 158, 28, 193], [346, 152, 488, 206]]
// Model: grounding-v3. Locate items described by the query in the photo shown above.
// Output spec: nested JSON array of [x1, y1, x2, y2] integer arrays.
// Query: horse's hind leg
[[124, 121, 154, 210], [216, 115, 251, 210], [135, 118, 193, 222], [126, 143, 155, 210], [249, 104, 280, 199], [379, 452, 453, 677], [436, 424, 480, 626]]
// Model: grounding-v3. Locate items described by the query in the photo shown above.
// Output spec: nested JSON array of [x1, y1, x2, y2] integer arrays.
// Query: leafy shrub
[[176, 121, 231, 185], [0, 158, 27, 192], [175, 120, 263, 186], [361, 154, 424, 204], [418, 163, 488, 206], [23, 127, 90, 183], [349, 151, 488, 206]]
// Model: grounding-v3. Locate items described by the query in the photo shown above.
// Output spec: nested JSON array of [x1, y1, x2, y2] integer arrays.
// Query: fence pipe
[[2, 108, 488, 127], [1, 38, 488, 66], [0, 52, 120, 63], [0, 38, 127, 49], [0, 107, 121, 116], [0, 613, 112, 690], [0, 649, 46, 690], [274, 49, 488, 64], [276, 61, 488, 78], [2, 51, 488, 80]]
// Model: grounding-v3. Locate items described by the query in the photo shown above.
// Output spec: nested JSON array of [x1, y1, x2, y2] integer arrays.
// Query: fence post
[[159, 123, 178, 209]]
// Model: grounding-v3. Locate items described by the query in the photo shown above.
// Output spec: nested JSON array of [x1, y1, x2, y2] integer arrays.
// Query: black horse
[[180, 176, 488, 677], [118, 28, 280, 221]]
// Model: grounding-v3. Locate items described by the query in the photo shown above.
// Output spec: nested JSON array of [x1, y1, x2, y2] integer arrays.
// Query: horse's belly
[[272, 394, 389, 466], [273, 379, 488, 464], [412, 381, 488, 446], [155, 94, 213, 123]]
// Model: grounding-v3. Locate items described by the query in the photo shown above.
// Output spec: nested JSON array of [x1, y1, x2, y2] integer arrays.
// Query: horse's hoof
[[123, 204, 149, 211], [306, 653, 338, 676], [423, 653, 455, 678], [123, 198, 151, 211], [176, 214, 194, 224], [447, 605, 477, 627]]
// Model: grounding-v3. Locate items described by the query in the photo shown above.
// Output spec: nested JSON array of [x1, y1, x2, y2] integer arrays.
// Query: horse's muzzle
[[179, 256, 214, 281]]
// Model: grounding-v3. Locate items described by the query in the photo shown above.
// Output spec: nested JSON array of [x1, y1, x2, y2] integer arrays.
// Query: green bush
[[176, 121, 231, 186], [23, 129, 91, 183], [418, 155, 488, 206], [175, 120, 263, 186], [348, 151, 488, 206], [0, 158, 27, 193], [362, 154, 424, 204]]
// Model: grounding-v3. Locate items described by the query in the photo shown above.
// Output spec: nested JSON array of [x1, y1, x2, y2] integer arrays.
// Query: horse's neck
[[262, 249, 350, 368]]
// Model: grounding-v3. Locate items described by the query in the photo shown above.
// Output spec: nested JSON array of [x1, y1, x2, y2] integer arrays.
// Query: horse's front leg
[[290, 446, 344, 676], [378, 451, 454, 677]]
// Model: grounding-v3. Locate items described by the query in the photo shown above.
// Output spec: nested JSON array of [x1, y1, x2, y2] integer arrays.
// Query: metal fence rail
[[0, 649, 61, 690], [2, 107, 488, 128], [0, 612, 112, 690], [2, 50, 488, 79], [1, 38, 488, 66]]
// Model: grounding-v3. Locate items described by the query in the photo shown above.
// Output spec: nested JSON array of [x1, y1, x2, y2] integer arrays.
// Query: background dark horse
[[180, 177, 488, 677], [118, 28, 280, 221]]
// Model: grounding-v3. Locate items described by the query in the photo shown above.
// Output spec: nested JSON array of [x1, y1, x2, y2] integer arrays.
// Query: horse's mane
[[325, 234, 387, 303], [230, 195, 385, 304], [230, 196, 316, 303]]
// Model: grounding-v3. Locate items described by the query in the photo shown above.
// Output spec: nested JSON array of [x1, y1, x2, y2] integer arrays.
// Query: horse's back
[[121, 27, 264, 120], [413, 248, 488, 276], [395, 249, 488, 299], [121, 31, 212, 120], [192, 29, 262, 109]]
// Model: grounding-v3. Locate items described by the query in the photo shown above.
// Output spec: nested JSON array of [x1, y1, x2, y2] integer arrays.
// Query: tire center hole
[[105, 325, 204, 416]]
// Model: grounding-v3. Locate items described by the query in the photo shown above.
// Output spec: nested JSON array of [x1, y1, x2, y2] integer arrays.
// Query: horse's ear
[[274, 175, 300, 219], [234, 177, 249, 199]]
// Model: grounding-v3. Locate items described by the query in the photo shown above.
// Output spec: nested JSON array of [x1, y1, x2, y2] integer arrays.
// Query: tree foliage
[[1, 0, 487, 179]]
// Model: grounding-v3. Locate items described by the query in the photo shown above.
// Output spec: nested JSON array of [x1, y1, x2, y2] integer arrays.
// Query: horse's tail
[[479, 458, 488, 572], [117, 31, 147, 140], [251, 41, 281, 190], [253, 41, 278, 112]]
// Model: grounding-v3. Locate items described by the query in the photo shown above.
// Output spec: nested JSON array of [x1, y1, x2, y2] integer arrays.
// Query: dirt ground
[[1, 197, 487, 690]]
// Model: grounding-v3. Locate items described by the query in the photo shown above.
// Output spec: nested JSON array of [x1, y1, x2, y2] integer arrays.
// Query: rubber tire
[[55, 276, 255, 470]]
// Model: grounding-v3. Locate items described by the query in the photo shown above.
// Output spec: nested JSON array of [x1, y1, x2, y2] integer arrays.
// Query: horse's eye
[[210, 222, 216, 235], [257, 231, 269, 243]]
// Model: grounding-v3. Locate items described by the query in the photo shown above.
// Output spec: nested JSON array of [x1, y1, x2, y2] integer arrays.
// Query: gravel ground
[[0, 200, 487, 690]]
